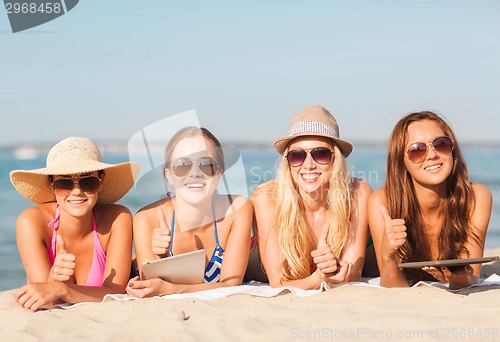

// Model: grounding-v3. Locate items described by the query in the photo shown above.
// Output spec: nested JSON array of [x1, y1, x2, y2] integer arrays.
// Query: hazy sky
[[1, 1, 500, 147]]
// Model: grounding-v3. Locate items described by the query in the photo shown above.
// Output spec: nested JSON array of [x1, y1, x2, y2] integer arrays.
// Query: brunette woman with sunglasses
[[367, 111, 492, 289], [252, 105, 372, 289], [10, 137, 139, 311], [127, 126, 252, 297]]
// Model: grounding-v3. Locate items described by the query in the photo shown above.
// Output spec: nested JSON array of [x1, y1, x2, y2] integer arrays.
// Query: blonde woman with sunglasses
[[127, 126, 252, 297], [367, 111, 492, 289], [252, 105, 371, 290], [10, 137, 140, 311]]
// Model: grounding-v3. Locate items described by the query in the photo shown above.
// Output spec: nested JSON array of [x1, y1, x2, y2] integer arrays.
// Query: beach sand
[[2, 248, 500, 342]]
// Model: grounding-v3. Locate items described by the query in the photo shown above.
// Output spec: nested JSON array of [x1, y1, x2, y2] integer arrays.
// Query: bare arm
[[367, 189, 409, 287], [337, 180, 371, 281], [253, 187, 324, 289], [127, 197, 253, 297], [14, 205, 133, 311]]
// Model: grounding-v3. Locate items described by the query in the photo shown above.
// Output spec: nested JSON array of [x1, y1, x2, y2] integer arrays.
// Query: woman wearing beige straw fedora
[[252, 105, 371, 290], [367, 111, 492, 289], [10, 137, 140, 311], [126, 126, 252, 298]]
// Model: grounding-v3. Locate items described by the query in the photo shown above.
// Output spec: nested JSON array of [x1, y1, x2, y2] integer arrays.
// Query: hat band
[[287, 121, 339, 139]]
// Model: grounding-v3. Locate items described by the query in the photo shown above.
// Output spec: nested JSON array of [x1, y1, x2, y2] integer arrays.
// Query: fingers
[[322, 260, 352, 283], [157, 208, 169, 230], [379, 205, 407, 253], [152, 209, 171, 256], [317, 223, 330, 248], [379, 204, 392, 223], [52, 237, 76, 282], [56, 234, 68, 253]]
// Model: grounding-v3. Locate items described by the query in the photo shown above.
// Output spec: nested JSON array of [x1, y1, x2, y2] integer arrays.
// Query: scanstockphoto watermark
[[289, 327, 499, 340], [3, 0, 79, 33]]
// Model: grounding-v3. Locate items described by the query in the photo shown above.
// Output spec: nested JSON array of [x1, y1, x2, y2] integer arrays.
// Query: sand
[[2, 248, 500, 342]]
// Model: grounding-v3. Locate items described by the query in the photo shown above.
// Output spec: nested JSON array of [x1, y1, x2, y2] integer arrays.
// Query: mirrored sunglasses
[[405, 136, 454, 164], [52, 176, 101, 193], [170, 157, 220, 177], [286, 147, 334, 167]]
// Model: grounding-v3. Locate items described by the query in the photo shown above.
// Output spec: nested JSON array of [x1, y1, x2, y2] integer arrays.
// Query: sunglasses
[[51, 176, 101, 193], [405, 136, 454, 164], [170, 157, 220, 177], [286, 147, 334, 167]]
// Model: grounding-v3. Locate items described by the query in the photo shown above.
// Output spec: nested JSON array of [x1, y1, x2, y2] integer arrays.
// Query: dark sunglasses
[[405, 136, 454, 164], [170, 157, 220, 177], [286, 147, 334, 167], [51, 176, 101, 193]]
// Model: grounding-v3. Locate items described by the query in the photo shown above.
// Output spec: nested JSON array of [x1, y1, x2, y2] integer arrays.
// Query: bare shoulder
[[367, 187, 387, 208], [16, 203, 54, 233], [136, 197, 170, 215], [251, 181, 277, 208], [352, 178, 372, 199], [471, 182, 492, 201], [94, 203, 133, 220], [134, 198, 172, 222]]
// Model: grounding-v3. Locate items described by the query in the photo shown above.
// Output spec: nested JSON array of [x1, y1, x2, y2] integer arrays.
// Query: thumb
[[317, 223, 330, 247], [157, 208, 169, 231], [57, 234, 68, 253], [379, 204, 392, 223]]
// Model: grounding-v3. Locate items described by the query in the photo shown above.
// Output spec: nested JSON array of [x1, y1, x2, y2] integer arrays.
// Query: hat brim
[[135, 145, 241, 194], [10, 162, 140, 205], [274, 133, 353, 157]]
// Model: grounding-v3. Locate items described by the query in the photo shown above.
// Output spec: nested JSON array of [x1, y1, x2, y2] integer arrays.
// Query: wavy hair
[[254, 142, 356, 281], [385, 111, 478, 281]]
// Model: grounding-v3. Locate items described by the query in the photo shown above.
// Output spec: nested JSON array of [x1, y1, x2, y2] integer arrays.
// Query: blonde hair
[[254, 143, 355, 281]]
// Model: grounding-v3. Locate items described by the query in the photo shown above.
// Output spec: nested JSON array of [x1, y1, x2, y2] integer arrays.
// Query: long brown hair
[[386, 111, 478, 281]]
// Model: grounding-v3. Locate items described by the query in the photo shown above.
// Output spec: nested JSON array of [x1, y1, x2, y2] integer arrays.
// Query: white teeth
[[302, 173, 319, 180], [186, 183, 204, 188], [69, 200, 85, 204], [425, 164, 442, 171]]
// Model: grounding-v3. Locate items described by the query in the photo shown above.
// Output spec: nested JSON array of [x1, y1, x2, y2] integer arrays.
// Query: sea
[[1, 144, 499, 291]]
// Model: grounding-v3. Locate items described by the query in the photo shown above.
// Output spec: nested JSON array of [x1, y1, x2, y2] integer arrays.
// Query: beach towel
[[54, 274, 500, 309]]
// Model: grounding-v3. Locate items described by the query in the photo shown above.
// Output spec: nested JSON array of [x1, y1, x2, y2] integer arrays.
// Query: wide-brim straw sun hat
[[274, 105, 353, 157], [10, 137, 140, 204]]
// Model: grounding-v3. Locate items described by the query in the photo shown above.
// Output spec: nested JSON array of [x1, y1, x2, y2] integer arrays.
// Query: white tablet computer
[[141, 249, 205, 284]]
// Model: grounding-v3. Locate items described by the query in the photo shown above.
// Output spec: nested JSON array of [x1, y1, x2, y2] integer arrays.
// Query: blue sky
[[1, 1, 500, 147]]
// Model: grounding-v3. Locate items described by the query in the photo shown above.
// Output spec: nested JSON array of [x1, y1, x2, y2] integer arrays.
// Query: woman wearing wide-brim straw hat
[[252, 105, 372, 289], [10, 137, 140, 311]]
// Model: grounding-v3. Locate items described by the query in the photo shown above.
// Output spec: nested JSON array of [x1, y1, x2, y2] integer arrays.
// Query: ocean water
[[1, 145, 499, 291]]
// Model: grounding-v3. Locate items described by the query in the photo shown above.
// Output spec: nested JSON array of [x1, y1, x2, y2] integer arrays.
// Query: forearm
[[379, 256, 409, 288], [61, 282, 126, 304]]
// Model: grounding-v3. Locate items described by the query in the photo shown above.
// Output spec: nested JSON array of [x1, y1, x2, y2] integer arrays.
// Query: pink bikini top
[[48, 205, 106, 287]]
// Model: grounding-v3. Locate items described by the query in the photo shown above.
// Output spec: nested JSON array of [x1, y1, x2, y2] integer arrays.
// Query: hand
[[13, 281, 65, 312], [422, 265, 474, 289], [151, 208, 171, 258], [310, 223, 351, 283], [379, 205, 407, 259], [126, 276, 176, 298], [48, 235, 76, 282]]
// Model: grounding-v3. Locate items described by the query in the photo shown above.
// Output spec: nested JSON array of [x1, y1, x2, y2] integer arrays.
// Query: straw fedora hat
[[274, 105, 353, 157], [10, 137, 140, 204]]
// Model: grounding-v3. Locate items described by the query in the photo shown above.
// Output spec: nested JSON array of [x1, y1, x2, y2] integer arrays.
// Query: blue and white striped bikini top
[[168, 211, 224, 283]]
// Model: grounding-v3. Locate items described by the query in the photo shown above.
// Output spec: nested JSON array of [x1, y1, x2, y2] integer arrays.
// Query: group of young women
[[9, 105, 492, 311]]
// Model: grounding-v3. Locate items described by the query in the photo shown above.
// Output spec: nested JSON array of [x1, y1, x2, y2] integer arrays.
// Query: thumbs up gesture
[[48, 235, 76, 282], [151, 208, 172, 258], [311, 223, 351, 283], [379, 205, 407, 258]]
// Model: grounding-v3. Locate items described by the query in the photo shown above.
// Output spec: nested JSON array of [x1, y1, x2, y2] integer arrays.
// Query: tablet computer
[[141, 249, 205, 284], [398, 256, 499, 269]]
